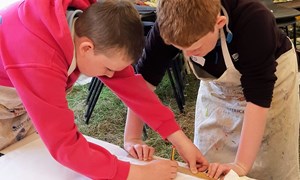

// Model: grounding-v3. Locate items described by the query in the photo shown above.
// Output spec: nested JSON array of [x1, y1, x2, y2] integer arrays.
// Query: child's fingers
[[213, 166, 226, 179], [196, 161, 209, 172], [188, 162, 198, 174], [207, 163, 218, 178], [127, 146, 138, 159], [126, 144, 155, 161], [141, 145, 149, 161], [196, 155, 209, 172], [148, 146, 155, 160], [142, 146, 155, 160], [133, 144, 143, 160]]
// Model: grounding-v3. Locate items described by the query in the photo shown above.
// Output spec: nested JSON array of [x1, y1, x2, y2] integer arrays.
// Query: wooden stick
[[168, 146, 213, 179], [177, 166, 215, 180]]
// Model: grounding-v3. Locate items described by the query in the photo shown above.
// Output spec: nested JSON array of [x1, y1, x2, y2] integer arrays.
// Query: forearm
[[167, 130, 192, 148], [167, 130, 209, 172], [234, 102, 268, 175], [124, 81, 156, 142], [124, 108, 145, 142]]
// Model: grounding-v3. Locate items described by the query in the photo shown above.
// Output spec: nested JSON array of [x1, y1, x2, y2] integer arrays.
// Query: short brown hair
[[75, 0, 144, 62], [157, 0, 221, 47]]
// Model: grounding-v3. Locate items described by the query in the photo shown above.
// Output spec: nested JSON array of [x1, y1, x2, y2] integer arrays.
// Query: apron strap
[[67, 17, 78, 76], [220, 6, 234, 68], [220, 29, 234, 68], [67, 10, 82, 76]]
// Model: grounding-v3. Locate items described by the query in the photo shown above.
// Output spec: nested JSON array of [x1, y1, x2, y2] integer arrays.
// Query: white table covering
[[0, 133, 253, 180]]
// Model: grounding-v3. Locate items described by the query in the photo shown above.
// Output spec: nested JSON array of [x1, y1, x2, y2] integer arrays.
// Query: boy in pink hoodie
[[0, 0, 208, 179]]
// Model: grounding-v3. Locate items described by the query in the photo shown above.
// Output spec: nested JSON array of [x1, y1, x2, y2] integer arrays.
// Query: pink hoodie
[[0, 0, 180, 179]]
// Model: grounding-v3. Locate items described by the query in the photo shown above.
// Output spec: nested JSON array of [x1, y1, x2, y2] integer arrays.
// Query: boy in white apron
[[126, 0, 299, 179]]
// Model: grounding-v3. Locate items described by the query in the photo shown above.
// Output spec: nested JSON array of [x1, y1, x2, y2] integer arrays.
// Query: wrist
[[127, 164, 143, 180], [167, 130, 192, 148], [228, 162, 248, 176], [124, 137, 144, 145]]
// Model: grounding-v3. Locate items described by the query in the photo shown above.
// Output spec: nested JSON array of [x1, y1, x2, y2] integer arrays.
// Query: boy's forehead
[[173, 36, 204, 51]]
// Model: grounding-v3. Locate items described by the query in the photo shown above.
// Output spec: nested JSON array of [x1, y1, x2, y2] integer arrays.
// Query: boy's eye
[[107, 68, 114, 72], [186, 46, 201, 54], [192, 47, 202, 53]]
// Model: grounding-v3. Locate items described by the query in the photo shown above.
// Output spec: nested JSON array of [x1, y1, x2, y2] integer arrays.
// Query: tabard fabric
[[0, 86, 35, 150], [191, 28, 299, 179]]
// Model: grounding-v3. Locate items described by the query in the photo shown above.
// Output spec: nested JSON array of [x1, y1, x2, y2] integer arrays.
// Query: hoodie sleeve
[[5, 64, 180, 180], [18, 0, 97, 65], [99, 66, 181, 139]]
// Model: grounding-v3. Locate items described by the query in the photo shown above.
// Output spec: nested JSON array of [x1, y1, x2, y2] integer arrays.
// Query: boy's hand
[[176, 141, 209, 173], [207, 163, 231, 179], [128, 159, 178, 180], [167, 130, 209, 173], [207, 162, 246, 179], [124, 139, 155, 161]]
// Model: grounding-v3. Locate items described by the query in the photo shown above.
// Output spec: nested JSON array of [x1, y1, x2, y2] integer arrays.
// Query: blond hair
[[157, 0, 221, 47], [75, 0, 144, 62]]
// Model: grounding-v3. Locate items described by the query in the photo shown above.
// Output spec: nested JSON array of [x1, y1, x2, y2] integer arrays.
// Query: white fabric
[[0, 133, 255, 179], [0, 86, 35, 150], [192, 27, 299, 179], [0, 134, 202, 180]]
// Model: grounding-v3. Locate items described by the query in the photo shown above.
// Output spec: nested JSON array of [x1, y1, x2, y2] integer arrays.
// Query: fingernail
[[192, 168, 198, 174]]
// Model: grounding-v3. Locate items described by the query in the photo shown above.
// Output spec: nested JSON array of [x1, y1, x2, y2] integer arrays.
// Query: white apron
[[189, 28, 300, 179], [0, 86, 35, 150]]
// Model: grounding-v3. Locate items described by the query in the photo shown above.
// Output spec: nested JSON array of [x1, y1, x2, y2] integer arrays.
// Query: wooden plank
[[178, 166, 215, 180]]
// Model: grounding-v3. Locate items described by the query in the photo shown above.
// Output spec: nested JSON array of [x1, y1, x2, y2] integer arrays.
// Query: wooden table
[[276, 0, 300, 10], [276, 1, 300, 52]]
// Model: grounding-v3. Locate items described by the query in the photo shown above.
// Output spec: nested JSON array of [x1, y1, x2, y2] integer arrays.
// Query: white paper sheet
[[0, 135, 204, 180], [0, 134, 255, 180]]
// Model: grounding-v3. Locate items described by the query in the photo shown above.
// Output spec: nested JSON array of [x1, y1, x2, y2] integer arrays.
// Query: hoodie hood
[[18, 0, 95, 63]]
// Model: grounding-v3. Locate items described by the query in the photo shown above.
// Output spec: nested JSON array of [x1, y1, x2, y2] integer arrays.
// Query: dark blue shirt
[[136, 0, 292, 108]]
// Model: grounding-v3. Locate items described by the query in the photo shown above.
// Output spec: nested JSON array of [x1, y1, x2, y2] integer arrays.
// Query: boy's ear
[[78, 37, 94, 55], [216, 15, 226, 29]]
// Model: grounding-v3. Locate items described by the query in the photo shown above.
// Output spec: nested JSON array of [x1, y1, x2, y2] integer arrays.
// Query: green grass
[[67, 73, 200, 161]]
